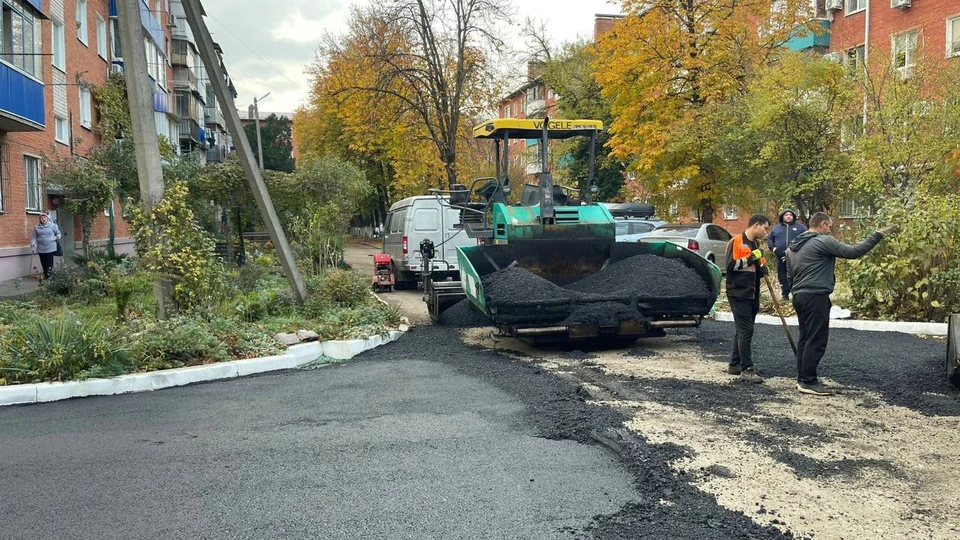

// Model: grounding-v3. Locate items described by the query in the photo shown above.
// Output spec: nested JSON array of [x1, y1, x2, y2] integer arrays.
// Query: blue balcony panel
[[26, 0, 43, 13], [0, 62, 45, 132], [109, 0, 165, 45], [785, 19, 831, 52], [154, 88, 170, 113]]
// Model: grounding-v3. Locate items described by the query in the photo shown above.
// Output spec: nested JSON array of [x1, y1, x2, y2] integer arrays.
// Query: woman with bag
[[29, 213, 62, 281]]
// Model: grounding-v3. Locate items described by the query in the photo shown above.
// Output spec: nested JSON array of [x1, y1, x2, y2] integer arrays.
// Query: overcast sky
[[200, 0, 622, 114]]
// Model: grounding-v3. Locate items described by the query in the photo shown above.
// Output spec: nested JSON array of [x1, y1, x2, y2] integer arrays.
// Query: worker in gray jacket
[[785, 212, 897, 396], [30, 213, 62, 281]]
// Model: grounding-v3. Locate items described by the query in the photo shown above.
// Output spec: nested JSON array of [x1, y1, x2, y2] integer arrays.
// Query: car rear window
[[413, 208, 440, 231], [616, 223, 630, 235]]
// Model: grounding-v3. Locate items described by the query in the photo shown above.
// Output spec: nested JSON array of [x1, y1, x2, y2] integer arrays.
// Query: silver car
[[641, 223, 733, 270], [614, 219, 668, 242]]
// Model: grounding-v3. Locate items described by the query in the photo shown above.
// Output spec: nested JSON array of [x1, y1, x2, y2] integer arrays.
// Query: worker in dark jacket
[[724, 214, 771, 384], [766, 208, 806, 300], [786, 212, 897, 396]]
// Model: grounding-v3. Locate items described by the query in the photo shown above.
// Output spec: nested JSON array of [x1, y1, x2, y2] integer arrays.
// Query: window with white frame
[[1, 1, 43, 77], [0, 142, 6, 213], [948, 16, 960, 58], [52, 20, 66, 71], [723, 205, 739, 220], [892, 30, 919, 75], [79, 88, 92, 128], [846, 0, 866, 14], [76, 0, 88, 45], [110, 19, 122, 59], [96, 16, 107, 59], [838, 198, 875, 218], [845, 45, 865, 73], [54, 116, 69, 144], [24, 155, 42, 212]]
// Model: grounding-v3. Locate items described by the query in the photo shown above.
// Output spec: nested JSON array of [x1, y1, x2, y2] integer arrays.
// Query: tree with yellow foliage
[[594, 0, 818, 222]]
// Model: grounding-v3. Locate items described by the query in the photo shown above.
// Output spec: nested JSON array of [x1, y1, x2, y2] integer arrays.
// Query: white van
[[383, 196, 474, 288]]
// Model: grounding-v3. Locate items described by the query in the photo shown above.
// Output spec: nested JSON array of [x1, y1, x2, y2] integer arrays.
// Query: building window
[[838, 198, 875, 218], [948, 16, 960, 58], [845, 45, 865, 73], [79, 88, 92, 129], [892, 30, 919, 76], [845, 0, 866, 14], [24, 155, 41, 212], [723, 206, 739, 221], [52, 20, 66, 71], [110, 19, 122, 59], [0, 143, 6, 213], [1, 1, 42, 78], [76, 0, 88, 45], [55, 116, 69, 144], [96, 16, 107, 59]]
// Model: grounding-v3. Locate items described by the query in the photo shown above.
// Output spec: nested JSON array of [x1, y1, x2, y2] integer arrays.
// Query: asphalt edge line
[[713, 312, 947, 336], [0, 330, 406, 407]]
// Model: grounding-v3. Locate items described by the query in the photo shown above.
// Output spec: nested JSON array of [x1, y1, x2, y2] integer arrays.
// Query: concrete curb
[[0, 331, 405, 407], [713, 312, 947, 336]]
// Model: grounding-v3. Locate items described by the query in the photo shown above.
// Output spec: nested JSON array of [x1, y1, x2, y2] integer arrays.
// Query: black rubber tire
[[947, 314, 960, 388]]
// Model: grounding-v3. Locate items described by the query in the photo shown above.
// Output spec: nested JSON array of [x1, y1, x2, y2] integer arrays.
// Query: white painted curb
[[0, 331, 405, 407], [713, 312, 947, 336]]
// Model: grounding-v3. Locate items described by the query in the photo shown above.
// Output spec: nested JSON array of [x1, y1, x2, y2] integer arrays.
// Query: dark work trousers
[[792, 293, 831, 384], [38, 252, 55, 280], [776, 257, 790, 297], [729, 297, 760, 371]]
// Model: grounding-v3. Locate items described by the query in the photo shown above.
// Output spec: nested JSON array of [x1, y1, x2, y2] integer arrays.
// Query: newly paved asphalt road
[[0, 346, 637, 540]]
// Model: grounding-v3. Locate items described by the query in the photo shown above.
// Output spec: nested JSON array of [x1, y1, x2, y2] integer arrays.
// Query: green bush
[[845, 193, 960, 321], [208, 318, 283, 359], [0, 300, 39, 325], [317, 269, 371, 308], [1, 314, 131, 383], [108, 268, 150, 321], [316, 305, 392, 340], [134, 317, 228, 370]]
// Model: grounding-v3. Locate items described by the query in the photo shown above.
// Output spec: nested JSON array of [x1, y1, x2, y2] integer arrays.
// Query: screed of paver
[[458, 329, 960, 540]]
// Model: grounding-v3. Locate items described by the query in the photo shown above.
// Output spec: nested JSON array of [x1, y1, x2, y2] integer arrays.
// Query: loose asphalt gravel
[[566, 255, 709, 298]]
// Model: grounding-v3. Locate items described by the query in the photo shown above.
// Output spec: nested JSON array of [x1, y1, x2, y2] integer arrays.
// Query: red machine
[[372, 253, 395, 292]]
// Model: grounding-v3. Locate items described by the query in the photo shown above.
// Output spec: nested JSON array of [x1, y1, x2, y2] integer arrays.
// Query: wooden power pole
[[115, 0, 173, 318], [181, 0, 307, 302]]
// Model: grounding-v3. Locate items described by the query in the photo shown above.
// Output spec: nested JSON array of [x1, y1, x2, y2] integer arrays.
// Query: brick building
[[496, 62, 559, 177], [0, 0, 235, 281]]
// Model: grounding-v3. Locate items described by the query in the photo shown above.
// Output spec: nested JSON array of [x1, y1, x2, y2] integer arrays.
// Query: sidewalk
[[0, 275, 41, 300]]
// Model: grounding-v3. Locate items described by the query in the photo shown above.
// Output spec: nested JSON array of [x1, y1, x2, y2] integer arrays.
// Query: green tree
[[46, 155, 117, 257], [594, 0, 819, 221], [244, 113, 295, 173]]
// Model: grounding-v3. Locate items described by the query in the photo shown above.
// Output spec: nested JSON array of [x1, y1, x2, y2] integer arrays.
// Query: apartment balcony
[[171, 52, 189, 67], [204, 106, 225, 128], [179, 118, 202, 143], [153, 88, 171, 114], [173, 67, 197, 93], [524, 162, 542, 176], [0, 62, 44, 131], [109, 0, 165, 45], [785, 19, 830, 52], [206, 146, 229, 164], [525, 99, 546, 118]]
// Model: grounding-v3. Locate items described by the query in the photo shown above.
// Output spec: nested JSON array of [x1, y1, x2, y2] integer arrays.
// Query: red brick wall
[[829, 0, 958, 65], [0, 0, 174, 278]]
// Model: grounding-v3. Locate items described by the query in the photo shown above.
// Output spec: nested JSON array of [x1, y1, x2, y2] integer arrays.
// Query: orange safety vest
[[727, 234, 766, 271]]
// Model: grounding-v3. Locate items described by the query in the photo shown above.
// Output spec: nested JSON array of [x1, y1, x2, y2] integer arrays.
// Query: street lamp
[[253, 92, 270, 172]]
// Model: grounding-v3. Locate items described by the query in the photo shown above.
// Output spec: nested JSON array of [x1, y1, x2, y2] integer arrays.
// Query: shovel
[[763, 274, 797, 355]]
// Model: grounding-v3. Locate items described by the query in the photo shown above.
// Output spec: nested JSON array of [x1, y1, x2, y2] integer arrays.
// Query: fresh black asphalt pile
[[481, 266, 584, 305], [438, 299, 491, 328], [567, 254, 709, 298]]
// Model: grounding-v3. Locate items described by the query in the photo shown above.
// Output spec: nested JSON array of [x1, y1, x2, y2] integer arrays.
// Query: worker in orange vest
[[724, 214, 772, 383]]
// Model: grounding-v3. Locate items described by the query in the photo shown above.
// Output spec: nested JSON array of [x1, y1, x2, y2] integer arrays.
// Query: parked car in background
[[614, 219, 668, 242], [641, 223, 733, 270]]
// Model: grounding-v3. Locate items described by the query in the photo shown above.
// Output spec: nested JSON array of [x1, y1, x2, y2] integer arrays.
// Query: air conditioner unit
[[891, 0, 911, 9], [167, 13, 176, 27], [826, 0, 842, 10], [823, 52, 842, 63]]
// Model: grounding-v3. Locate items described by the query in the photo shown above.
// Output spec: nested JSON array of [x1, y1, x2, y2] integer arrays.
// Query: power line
[[204, 12, 299, 90]]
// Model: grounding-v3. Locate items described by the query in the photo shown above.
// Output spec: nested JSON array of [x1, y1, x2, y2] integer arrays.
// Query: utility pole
[[181, 0, 307, 302], [254, 93, 269, 171], [116, 0, 173, 317]]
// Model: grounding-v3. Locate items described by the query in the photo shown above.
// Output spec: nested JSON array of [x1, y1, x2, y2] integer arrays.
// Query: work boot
[[797, 381, 833, 396], [727, 365, 742, 375], [739, 368, 764, 384]]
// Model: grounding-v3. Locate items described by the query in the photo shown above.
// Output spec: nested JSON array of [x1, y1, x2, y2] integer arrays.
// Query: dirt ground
[[460, 323, 960, 540]]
